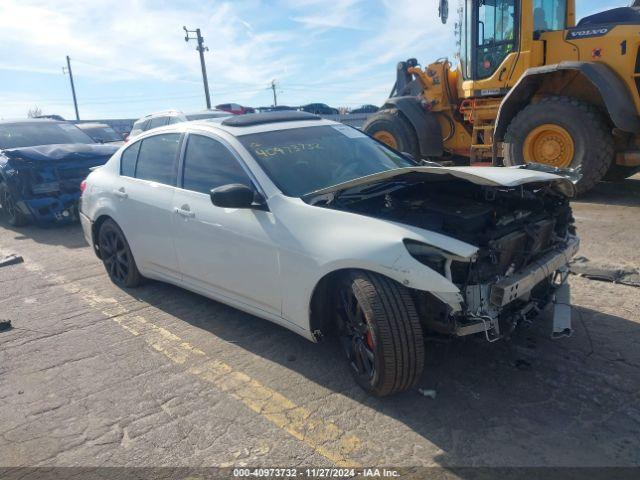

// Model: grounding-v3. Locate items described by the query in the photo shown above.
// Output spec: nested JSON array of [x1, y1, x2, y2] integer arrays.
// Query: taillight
[[80, 180, 87, 193]]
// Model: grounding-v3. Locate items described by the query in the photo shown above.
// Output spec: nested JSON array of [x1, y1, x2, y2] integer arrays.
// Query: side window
[[167, 116, 182, 124], [533, 0, 566, 32], [182, 135, 252, 195], [135, 133, 181, 185], [120, 141, 141, 177], [476, 0, 516, 79], [148, 116, 168, 129]]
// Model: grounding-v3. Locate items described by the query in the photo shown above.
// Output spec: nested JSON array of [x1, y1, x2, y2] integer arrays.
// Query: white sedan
[[80, 111, 579, 396]]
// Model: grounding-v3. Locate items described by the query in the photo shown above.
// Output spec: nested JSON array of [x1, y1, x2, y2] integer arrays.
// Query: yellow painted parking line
[[19, 260, 363, 467]]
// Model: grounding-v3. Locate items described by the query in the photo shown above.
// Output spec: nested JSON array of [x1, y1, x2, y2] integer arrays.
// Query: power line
[[183, 26, 212, 109], [62, 56, 80, 120], [270, 79, 278, 106]]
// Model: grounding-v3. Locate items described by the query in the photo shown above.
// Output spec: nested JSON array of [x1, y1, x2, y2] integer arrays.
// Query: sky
[[0, 0, 630, 120]]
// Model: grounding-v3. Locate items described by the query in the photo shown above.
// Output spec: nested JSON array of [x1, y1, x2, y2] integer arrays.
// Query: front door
[[171, 133, 281, 316]]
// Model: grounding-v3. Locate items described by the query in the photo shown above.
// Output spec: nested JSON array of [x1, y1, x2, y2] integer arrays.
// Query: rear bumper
[[19, 192, 81, 225], [79, 211, 93, 247]]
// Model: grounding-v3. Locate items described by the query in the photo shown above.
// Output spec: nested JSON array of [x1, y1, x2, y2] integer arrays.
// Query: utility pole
[[270, 80, 278, 107], [183, 26, 212, 109], [62, 56, 80, 120]]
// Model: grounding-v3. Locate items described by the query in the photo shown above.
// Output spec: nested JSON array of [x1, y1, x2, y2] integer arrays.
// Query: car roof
[[221, 111, 320, 127], [135, 112, 338, 139], [0, 118, 67, 126], [135, 110, 182, 121]]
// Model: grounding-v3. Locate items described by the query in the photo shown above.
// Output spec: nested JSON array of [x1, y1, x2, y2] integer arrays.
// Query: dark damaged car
[[0, 120, 118, 226]]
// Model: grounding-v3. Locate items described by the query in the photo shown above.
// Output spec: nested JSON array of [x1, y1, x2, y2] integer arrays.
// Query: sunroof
[[221, 111, 321, 127]]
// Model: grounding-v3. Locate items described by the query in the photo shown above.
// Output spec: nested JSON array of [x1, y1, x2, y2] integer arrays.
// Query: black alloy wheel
[[98, 219, 141, 287], [338, 284, 376, 382], [335, 271, 424, 396]]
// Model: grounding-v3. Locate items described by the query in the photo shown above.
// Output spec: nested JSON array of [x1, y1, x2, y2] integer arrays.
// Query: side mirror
[[210, 184, 256, 209]]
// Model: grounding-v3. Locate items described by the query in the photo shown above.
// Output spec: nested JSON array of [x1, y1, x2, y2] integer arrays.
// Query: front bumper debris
[[454, 236, 579, 340], [490, 236, 580, 307]]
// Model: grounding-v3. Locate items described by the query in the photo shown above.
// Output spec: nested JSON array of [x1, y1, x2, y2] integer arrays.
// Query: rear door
[[115, 133, 182, 281], [171, 133, 281, 315]]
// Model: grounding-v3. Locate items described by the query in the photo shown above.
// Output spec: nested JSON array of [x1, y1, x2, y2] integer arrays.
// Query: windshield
[[0, 122, 95, 149], [237, 125, 414, 196], [80, 125, 122, 143]]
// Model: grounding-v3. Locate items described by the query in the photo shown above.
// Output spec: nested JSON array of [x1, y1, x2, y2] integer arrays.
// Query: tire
[[0, 183, 29, 226], [363, 109, 420, 159], [602, 165, 640, 182], [98, 219, 142, 288], [335, 270, 424, 396], [503, 96, 614, 195]]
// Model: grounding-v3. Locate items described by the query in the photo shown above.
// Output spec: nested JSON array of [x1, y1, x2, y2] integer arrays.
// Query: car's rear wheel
[[98, 219, 141, 288], [336, 271, 424, 396], [0, 184, 29, 227]]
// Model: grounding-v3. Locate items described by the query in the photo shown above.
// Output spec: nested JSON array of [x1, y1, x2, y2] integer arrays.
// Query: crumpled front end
[[447, 235, 579, 341], [1, 144, 117, 225], [325, 169, 580, 342]]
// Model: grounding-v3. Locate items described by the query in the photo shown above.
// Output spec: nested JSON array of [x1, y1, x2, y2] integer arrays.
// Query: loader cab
[[457, 0, 573, 86], [460, 0, 518, 80]]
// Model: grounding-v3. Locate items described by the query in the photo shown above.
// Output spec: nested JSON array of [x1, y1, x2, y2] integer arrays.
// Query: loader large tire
[[363, 109, 420, 159], [335, 270, 424, 397], [503, 96, 614, 194]]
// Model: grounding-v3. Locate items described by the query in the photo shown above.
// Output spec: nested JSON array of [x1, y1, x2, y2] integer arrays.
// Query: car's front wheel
[[336, 271, 424, 396], [98, 219, 142, 288]]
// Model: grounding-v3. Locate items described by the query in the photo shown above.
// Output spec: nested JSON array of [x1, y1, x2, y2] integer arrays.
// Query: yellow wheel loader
[[363, 0, 640, 193]]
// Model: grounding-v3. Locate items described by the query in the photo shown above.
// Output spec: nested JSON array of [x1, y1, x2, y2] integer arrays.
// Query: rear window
[[134, 133, 181, 185], [0, 122, 95, 149]]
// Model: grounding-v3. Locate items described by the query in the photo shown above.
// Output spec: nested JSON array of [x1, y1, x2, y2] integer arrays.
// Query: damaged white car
[[80, 111, 579, 396]]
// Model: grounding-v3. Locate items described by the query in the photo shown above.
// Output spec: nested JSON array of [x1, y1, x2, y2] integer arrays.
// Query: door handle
[[174, 207, 195, 218], [113, 188, 128, 199]]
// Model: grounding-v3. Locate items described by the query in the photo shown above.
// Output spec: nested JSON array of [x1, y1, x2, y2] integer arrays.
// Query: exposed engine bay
[[313, 172, 579, 341]]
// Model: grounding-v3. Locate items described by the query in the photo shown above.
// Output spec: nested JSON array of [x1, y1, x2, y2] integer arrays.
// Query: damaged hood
[[2, 143, 118, 163], [307, 166, 576, 198]]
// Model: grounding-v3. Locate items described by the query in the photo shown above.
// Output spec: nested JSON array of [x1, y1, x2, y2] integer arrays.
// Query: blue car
[[0, 119, 118, 226]]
